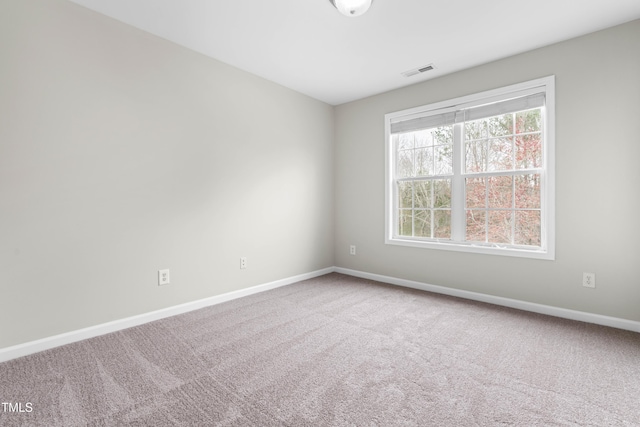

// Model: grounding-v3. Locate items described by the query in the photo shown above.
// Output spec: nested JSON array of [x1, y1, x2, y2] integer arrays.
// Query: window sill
[[385, 237, 554, 260]]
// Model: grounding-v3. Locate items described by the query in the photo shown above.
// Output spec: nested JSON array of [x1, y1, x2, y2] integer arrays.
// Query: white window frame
[[384, 76, 555, 260]]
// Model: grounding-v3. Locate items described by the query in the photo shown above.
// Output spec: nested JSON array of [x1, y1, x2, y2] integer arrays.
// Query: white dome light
[[331, 0, 373, 17]]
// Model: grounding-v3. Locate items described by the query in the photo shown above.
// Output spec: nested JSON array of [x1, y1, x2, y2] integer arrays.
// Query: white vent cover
[[401, 64, 435, 78]]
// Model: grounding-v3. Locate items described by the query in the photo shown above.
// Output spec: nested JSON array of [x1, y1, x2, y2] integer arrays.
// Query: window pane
[[399, 181, 413, 208], [432, 126, 454, 145], [415, 147, 433, 176], [414, 209, 431, 238], [488, 176, 513, 208], [398, 150, 413, 177], [414, 130, 430, 147], [516, 109, 541, 134], [516, 134, 542, 169], [488, 113, 513, 137], [515, 174, 540, 208], [397, 133, 414, 150], [399, 210, 413, 236], [434, 179, 451, 208], [465, 141, 487, 173], [488, 137, 513, 171], [466, 210, 486, 242], [434, 210, 451, 239], [465, 177, 486, 209], [414, 180, 431, 209], [465, 119, 487, 141], [488, 210, 513, 244], [435, 144, 453, 175], [515, 210, 541, 246]]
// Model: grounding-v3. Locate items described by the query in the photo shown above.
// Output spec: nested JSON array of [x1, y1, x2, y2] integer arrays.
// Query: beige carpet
[[1, 273, 639, 426]]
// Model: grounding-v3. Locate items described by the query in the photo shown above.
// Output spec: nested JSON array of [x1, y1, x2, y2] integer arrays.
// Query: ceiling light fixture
[[330, 0, 372, 17]]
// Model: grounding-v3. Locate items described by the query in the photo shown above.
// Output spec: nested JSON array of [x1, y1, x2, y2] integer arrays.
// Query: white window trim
[[384, 76, 555, 260]]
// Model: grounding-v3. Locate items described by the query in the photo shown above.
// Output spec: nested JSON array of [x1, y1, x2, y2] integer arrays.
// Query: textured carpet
[[1, 273, 639, 426]]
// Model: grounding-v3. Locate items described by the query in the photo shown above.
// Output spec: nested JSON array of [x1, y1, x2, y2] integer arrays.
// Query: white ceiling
[[69, 0, 640, 105]]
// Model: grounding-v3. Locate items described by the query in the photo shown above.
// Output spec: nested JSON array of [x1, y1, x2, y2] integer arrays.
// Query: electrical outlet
[[583, 272, 595, 288], [240, 257, 247, 269], [350, 245, 356, 255], [158, 269, 170, 286]]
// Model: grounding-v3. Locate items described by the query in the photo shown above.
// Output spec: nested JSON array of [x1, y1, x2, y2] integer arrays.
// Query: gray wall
[[0, 0, 334, 349], [335, 20, 640, 322]]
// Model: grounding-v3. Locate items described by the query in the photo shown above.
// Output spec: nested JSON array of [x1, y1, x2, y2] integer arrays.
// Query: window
[[385, 76, 555, 259]]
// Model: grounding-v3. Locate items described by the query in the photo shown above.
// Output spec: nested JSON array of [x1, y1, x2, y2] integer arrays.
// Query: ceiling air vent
[[402, 64, 435, 78]]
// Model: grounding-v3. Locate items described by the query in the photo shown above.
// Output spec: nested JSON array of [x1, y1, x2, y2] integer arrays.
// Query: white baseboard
[[3, 265, 638, 363], [0, 267, 334, 363], [335, 267, 640, 334]]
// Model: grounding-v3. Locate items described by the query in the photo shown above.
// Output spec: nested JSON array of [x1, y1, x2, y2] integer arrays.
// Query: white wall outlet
[[583, 272, 596, 288], [240, 257, 247, 269], [158, 269, 170, 286], [350, 245, 356, 255]]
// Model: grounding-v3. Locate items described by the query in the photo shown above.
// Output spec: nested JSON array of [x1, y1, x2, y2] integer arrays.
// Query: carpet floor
[[1, 273, 639, 426]]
